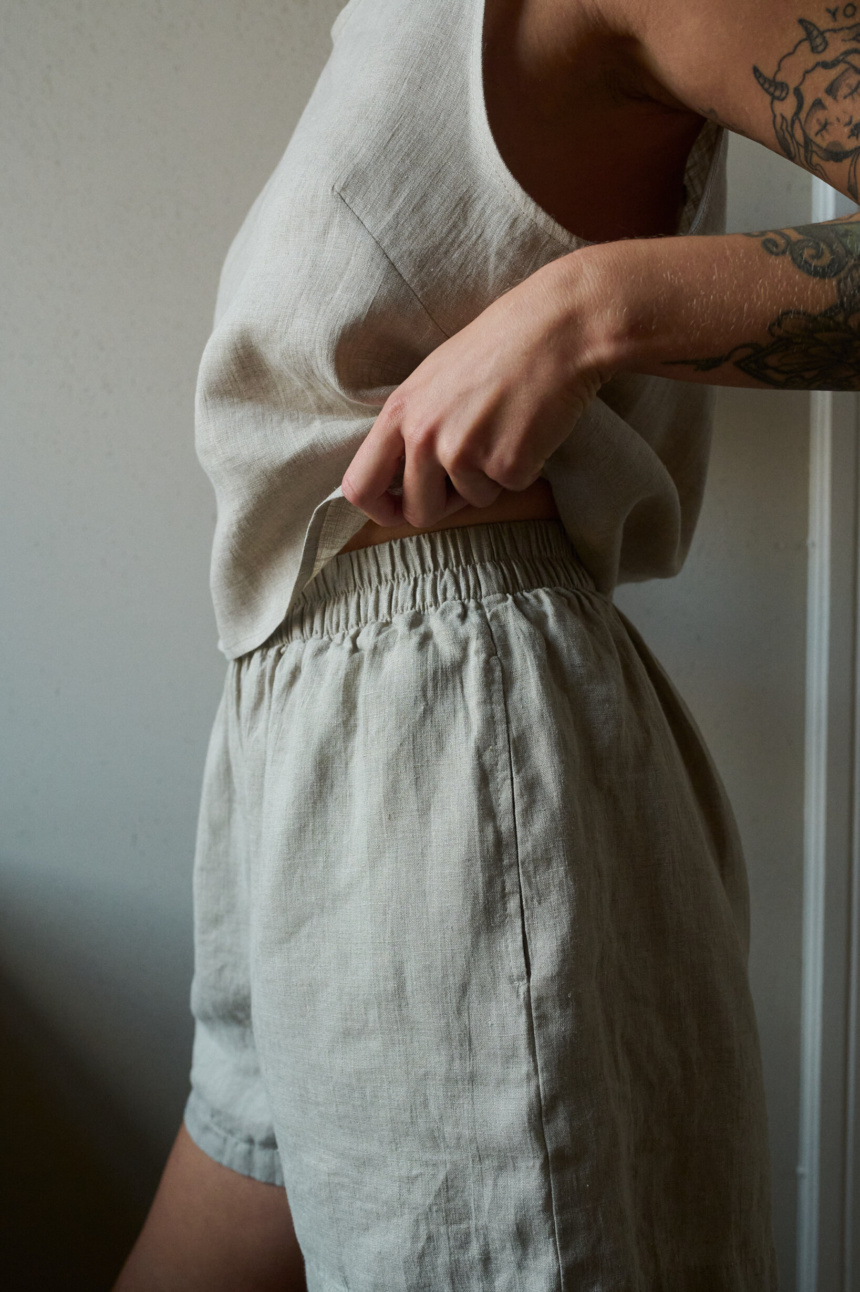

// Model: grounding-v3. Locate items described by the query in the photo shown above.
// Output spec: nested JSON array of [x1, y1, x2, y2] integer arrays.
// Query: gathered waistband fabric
[[266, 519, 598, 646]]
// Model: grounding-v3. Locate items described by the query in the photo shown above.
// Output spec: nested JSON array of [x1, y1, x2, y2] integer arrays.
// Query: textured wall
[[1, 2, 812, 1287]]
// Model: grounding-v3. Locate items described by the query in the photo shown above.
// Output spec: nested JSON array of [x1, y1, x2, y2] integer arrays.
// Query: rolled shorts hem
[[183, 1089, 285, 1187]]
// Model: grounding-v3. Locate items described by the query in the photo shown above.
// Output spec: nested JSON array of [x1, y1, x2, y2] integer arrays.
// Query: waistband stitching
[[269, 575, 606, 649], [294, 550, 592, 613]]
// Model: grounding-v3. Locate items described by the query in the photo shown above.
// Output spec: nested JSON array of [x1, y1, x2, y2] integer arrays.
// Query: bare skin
[[337, 475, 562, 553], [111, 1124, 306, 1292]]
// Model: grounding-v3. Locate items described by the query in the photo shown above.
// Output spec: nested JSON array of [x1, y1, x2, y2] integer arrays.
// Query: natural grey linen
[[184, 519, 778, 1291], [194, 0, 728, 661]]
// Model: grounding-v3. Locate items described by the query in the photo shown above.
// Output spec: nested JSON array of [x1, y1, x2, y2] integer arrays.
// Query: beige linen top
[[195, 0, 728, 660]]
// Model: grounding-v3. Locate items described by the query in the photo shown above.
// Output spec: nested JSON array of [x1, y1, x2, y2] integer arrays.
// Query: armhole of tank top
[[682, 121, 728, 237]]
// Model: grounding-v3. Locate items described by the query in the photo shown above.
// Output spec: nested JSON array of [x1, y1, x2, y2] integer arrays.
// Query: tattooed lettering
[[753, 17, 860, 199], [666, 219, 860, 388]]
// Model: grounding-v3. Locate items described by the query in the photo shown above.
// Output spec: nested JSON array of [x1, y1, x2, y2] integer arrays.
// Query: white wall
[[0, 2, 823, 1286], [617, 137, 815, 1289], [0, 0, 344, 1205]]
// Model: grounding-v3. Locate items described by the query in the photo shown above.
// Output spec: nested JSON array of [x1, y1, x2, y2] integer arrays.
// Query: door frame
[[797, 178, 860, 1292]]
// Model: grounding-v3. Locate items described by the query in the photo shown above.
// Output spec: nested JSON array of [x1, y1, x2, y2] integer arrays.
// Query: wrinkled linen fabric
[[194, 0, 728, 661], [185, 520, 778, 1291]]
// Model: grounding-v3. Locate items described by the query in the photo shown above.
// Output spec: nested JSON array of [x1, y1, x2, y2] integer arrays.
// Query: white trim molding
[[798, 382, 831, 1292], [797, 177, 860, 1292]]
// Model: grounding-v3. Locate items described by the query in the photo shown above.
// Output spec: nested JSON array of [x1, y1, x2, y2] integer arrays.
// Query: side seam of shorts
[[479, 599, 565, 1292]]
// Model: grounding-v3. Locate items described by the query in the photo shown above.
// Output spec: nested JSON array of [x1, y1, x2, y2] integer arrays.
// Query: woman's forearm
[[342, 211, 860, 525], [553, 213, 860, 392]]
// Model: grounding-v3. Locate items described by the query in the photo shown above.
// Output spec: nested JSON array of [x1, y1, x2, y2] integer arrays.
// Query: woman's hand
[[340, 253, 612, 528]]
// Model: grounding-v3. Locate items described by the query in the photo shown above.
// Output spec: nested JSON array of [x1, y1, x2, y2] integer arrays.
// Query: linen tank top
[[195, 0, 728, 660]]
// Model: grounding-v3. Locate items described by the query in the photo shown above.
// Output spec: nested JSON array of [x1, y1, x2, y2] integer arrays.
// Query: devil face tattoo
[[754, 17, 860, 198]]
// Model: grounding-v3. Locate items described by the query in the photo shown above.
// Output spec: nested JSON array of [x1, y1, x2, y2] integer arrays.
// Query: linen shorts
[[184, 518, 778, 1292]]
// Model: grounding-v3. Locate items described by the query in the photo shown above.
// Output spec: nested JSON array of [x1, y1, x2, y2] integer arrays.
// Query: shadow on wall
[[0, 972, 156, 1290], [0, 847, 197, 1292]]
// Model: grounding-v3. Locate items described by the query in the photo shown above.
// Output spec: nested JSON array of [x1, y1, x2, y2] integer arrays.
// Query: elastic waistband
[[267, 519, 598, 646]]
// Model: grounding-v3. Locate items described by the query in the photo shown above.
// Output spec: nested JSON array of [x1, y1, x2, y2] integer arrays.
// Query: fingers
[[341, 411, 406, 526], [401, 433, 513, 525], [446, 464, 504, 511], [400, 431, 450, 527], [341, 398, 526, 529]]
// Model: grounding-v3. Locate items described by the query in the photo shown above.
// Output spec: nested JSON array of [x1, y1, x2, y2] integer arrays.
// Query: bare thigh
[[112, 1122, 306, 1292]]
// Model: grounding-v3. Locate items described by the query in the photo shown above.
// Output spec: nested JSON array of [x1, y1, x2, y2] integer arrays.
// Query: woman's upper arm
[[630, 0, 860, 202]]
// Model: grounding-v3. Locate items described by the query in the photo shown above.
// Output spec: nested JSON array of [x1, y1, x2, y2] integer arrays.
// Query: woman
[[116, 0, 860, 1287]]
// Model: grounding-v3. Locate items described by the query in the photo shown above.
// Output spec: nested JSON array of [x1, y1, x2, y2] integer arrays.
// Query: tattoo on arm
[[753, 15, 860, 199], [667, 16, 860, 388], [666, 219, 860, 388]]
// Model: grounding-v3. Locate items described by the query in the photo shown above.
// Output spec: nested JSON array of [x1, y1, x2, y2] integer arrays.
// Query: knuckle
[[381, 394, 408, 424], [455, 484, 483, 508], [402, 503, 433, 528], [403, 421, 436, 454], [492, 460, 529, 491], [490, 448, 541, 492], [446, 445, 478, 477], [444, 450, 493, 503], [445, 439, 473, 467], [453, 473, 498, 508]]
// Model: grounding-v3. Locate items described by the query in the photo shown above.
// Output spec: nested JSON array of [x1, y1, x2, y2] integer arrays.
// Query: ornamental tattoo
[[668, 219, 860, 388], [754, 17, 860, 198]]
